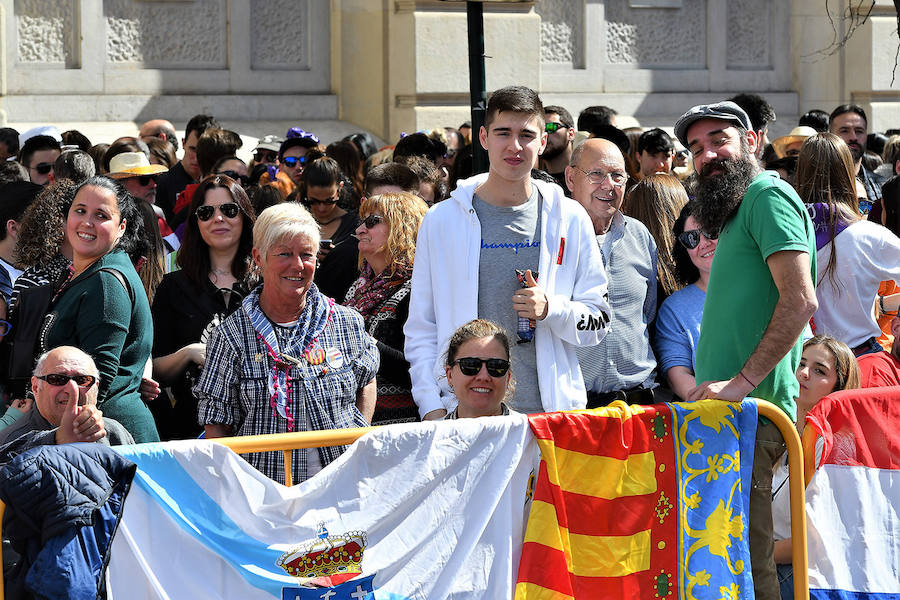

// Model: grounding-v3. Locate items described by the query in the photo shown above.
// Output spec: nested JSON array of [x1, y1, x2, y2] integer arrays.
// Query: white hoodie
[[404, 173, 611, 417]]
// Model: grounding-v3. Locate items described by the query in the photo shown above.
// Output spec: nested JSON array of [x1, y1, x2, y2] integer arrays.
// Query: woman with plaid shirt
[[195, 203, 378, 485]]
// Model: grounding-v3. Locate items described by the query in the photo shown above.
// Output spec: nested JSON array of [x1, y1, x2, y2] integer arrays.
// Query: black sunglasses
[[545, 122, 568, 133], [217, 170, 250, 186], [361, 214, 384, 229], [678, 228, 719, 250], [254, 151, 278, 163], [303, 196, 339, 207], [30, 162, 53, 175], [196, 203, 241, 221], [451, 357, 510, 378], [135, 175, 157, 187], [281, 156, 308, 169], [37, 373, 97, 388]]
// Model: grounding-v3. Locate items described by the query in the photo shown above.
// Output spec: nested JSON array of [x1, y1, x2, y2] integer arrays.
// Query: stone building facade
[[0, 0, 896, 141]]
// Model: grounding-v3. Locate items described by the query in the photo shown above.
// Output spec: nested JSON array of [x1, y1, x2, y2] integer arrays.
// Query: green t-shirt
[[694, 172, 815, 420]]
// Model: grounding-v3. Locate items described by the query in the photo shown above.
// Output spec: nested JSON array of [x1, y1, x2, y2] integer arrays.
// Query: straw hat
[[771, 126, 818, 158], [107, 152, 168, 178]]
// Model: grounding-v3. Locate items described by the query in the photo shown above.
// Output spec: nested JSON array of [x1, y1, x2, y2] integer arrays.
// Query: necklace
[[315, 215, 342, 227]]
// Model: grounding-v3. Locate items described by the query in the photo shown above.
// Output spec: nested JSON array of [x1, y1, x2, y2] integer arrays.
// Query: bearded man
[[674, 101, 818, 600]]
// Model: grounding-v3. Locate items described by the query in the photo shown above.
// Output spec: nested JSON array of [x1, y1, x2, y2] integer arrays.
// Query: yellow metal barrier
[[0, 401, 809, 598]]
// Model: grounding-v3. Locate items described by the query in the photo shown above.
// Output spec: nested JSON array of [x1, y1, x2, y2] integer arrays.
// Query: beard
[[542, 140, 567, 161], [846, 141, 864, 162], [692, 150, 760, 233]]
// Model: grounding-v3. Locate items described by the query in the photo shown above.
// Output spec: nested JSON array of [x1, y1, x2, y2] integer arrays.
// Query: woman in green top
[[40, 176, 158, 443]]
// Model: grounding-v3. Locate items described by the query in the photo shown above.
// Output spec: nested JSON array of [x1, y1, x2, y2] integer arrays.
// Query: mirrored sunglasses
[[281, 155, 309, 169], [678, 228, 719, 250], [196, 202, 241, 221], [545, 122, 568, 133], [37, 373, 97, 388], [452, 357, 510, 378]]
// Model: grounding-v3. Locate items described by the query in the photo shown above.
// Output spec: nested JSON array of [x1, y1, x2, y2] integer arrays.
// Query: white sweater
[[813, 220, 900, 347], [404, 173, 611, 417]]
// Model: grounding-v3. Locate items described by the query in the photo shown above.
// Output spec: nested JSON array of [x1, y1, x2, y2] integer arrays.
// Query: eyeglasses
[[217, 170, 250, 186], [361, 214, 384, 229], [29, 162, 53, 175], [451, 357, 511, 378], [0, 320, 10, 336], [36, 373, 97, 388], [303, 195, 339, 207], [575, 166, 627, 187], [545, 122, 569, 133], [254, 151, 278, 163], [281, 156, 308, 169], [135, 175, 157, 187], [196, 202, 241, 221], [678, 228, 719, 250]]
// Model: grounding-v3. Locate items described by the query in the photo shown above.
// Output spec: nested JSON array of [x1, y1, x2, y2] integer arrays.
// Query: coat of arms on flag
[[515, 399, 758, 600]]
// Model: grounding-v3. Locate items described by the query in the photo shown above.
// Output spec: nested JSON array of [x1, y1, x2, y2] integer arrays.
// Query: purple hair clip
[[285, 127, 319, 143]]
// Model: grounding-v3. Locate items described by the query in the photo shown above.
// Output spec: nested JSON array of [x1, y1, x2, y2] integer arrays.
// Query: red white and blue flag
[[804, 387, 900, 599]]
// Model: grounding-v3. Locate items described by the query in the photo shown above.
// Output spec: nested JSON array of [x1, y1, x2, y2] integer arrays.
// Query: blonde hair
[[253, 202, 319, 259], [358, 192, 428, 275]]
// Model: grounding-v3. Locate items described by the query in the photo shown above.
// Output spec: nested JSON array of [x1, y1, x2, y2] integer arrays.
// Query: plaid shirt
[[195, 290, 379, 485]]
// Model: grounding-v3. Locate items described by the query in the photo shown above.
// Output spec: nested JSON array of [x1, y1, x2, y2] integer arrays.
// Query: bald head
[[32, 346, 100, 427], [565, 138, 628, 234], [139, 119, 178, 152]]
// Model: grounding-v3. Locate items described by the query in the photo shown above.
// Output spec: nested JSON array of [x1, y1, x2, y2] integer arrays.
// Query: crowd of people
[[0, 87, 898, 599]]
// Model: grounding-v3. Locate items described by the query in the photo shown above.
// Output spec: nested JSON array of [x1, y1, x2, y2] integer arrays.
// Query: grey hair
[[34, 346, 100, 378], [253, 202, 320, 259]]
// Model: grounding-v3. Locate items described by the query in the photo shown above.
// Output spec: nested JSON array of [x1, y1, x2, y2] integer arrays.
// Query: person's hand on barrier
[[56, 396, 106, 444], [12, 397, 33, 414], [686, 376, 751, 404], [513, 270, 549, 321], [423, 408, 448, 421], [140, 377, 161, 403]]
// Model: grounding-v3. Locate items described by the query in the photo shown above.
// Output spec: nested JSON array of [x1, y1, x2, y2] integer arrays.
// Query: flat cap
[[673, 101, 752, 147]]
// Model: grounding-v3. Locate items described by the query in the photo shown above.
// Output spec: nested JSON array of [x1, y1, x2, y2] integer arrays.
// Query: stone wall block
[[250, 0, 308, 70], [726, 0, 770, 68], [15, 0, 78, 66], [535, 0, 581, 65], [605, 0, 705, 66], [104, 0, 226, 67]]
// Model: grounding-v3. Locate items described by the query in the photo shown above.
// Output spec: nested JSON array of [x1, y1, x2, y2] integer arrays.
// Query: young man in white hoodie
[[405, 86, 611, 420]]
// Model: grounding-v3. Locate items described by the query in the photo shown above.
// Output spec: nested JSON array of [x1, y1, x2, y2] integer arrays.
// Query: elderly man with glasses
[[0, 346, 134, 447], [565, 137, 662, 406]]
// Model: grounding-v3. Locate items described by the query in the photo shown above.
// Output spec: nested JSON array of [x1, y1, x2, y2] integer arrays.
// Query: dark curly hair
[[15, 179, 76, 268]]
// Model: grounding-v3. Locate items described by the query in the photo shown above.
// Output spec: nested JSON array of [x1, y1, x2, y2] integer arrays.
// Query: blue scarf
[[242, 283, 331, 430]]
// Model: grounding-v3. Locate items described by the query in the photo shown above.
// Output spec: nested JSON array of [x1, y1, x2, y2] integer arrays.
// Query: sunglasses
[[217, 170, 250, 186], [281, 156, 309, 169], [303, 196, 339, 207], [678, 228, 719, 250], [361, 214, 384, 229], [196, 202, 241, 221], [451, 357, 511, 378], [545, 122, 568, 133], [254, 151, 278, 163], [36, 373, 97, 388], [135, 175, 157, 187], [30, 162, 53, 175], [0, 320, 10, 337]]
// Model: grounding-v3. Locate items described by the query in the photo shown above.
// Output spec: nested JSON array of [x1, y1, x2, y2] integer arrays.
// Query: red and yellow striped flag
[[515, 402, 678, 599]]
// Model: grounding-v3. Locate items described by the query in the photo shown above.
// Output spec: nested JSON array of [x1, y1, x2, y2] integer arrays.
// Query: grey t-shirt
[[473, 188, 543, 413]]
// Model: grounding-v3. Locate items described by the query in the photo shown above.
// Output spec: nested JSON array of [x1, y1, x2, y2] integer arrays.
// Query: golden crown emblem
[[277, 522, 367, 579]]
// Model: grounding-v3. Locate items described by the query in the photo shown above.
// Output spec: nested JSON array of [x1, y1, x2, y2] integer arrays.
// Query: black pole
[[467, 1, 488, 174]]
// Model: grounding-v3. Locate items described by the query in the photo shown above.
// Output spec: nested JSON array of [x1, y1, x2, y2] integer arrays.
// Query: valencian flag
[[804, 387, 900, 599], [515, 399, 758, 600]]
